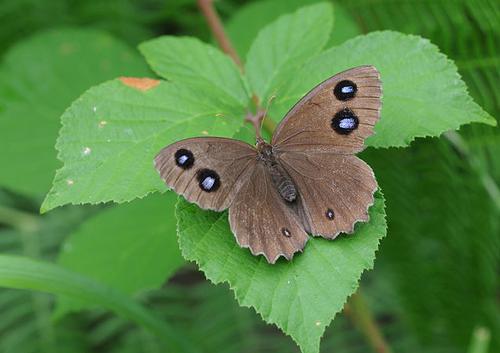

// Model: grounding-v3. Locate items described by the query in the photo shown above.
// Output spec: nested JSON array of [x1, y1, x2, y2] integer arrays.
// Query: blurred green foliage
[[0, 1, 498, 353]]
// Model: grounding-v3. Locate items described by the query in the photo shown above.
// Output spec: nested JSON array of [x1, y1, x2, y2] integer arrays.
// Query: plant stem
[[0, 204, 40, 233], [197, 0, 269, 137], [197, 0, 242, 68], [345, 290, 393, 353]]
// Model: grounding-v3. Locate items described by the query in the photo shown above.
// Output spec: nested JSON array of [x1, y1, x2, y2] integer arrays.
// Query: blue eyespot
[[175, 149, 194, 169], [339, 117, 356, 129], [341, 86, 354, 94], [331, 108, 359, 135], [197, 169, 220, 192], [334, 80, 357, 101], [202, 176, 215, 190]]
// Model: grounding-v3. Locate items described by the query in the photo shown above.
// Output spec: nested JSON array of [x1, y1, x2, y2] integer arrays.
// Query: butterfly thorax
[[257, 142, 297, 203]]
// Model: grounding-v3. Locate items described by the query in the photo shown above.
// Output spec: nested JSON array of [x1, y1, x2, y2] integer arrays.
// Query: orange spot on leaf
[[120, 77, 160, 91]]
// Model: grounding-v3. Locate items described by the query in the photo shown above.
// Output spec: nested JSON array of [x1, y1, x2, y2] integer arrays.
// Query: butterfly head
[[256, 139, 273, 158]]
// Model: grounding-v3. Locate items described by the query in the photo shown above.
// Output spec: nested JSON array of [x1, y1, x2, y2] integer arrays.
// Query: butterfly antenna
[[262, 94, 276, 123], [245, 94, 276, 145], [258, 94, 276, 142]]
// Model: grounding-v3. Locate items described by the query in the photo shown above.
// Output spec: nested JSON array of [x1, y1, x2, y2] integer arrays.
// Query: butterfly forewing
[[229, 164, 309, 263], [154, 137, 257, 211], [272, 66, 382, 154]]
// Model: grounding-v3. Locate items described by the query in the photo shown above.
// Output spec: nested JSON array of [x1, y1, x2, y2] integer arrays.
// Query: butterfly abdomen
[[257, 142, 298, 203], [272, 166, 297, 203]]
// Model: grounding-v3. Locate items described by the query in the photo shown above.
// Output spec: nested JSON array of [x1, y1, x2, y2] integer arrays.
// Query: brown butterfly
[[155, 66, 381, 263]]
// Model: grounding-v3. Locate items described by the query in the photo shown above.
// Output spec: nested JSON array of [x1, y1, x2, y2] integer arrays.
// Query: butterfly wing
[[155, 66, 381, 261], [272, 65, 381, 154], [155, 137, 257, 211], [229, 163, 309, 263], [272, 65, 381, 238], [278, 152, 377, 238]]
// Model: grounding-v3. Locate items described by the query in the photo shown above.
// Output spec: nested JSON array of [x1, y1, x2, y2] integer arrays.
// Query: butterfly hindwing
[[272, 66, 382, 154], [278, 151, 377, 239], [155, 137, 257, 211], [229, 163, 309, 263], [270, 65, 381, 240]]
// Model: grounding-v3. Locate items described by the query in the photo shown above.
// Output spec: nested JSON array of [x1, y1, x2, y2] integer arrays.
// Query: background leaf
[[0, 0, 161, 56], [226, 0, 360, 57], [245, 3, 333, 102], [0, 28, 150, 197], [364, 139, 500, 351], [0, 255, 196, 353], [226, 0, 320, 57], [177, 191, 386, 353], [0, 204, 94, 353], [41, 76, 246, 212], [56, 192, 184, 316], [139, 36, 250, 106], [269, 31, 495, 148]]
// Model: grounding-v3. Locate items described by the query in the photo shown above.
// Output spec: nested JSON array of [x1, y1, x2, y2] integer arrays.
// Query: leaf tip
[[39, 197, 54, 214], [483, 114, 497, 127]]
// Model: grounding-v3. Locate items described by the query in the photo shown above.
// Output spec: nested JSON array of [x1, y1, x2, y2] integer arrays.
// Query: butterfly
[[155, 66, 381, 263]]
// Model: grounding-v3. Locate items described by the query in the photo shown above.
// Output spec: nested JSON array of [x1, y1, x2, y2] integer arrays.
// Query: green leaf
[[0, 28, 150, 197], [0, 205, 93, 257], [139, 36, 250, 106], [245, 3, 333, 102], [0, 255, 197, 353], [0, 0, 162, 56], [56, 192, 184, 316], [226, 0, 360, 58], [0, 204, 95, 353], [41, 77, 245, 212], [325, 3, 361, 47], [176, 191, 386, 353], [364, 139, 500, 350], [269, 31, 496, 148], [226, 0, 321, 58]]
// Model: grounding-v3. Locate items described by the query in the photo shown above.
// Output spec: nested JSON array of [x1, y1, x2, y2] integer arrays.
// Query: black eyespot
[[175, 149, 194, 169], [196, 168, 220, 192], [281, 227, 291, 237], [334, 80, 357, 101], [326, 208, 335, 220], [331, 108, 359, 135]]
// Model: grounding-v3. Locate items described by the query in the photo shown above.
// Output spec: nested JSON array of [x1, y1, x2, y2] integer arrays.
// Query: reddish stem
[[197, 0, 268, 138], [344, 291, 393, 353], [197, 0, 242, 69]]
